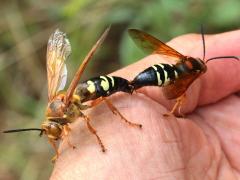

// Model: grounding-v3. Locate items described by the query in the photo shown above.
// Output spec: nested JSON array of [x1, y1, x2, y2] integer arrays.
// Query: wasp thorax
[[74, 83, 95, 103], [46, 94, 66, 117], [41, 121, 62, 140], [185, 57, 207, 73]]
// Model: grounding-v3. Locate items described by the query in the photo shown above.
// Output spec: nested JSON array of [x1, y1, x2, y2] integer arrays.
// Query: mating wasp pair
[[3, 26, 239, 161]]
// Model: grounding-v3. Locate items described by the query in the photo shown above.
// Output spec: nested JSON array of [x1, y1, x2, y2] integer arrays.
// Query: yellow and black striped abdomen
[[131, 63, 178, 89], [74, 75, 133, 103]]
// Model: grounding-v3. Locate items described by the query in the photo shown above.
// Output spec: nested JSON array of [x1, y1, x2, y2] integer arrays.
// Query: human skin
[[51, 30, 240, 180]]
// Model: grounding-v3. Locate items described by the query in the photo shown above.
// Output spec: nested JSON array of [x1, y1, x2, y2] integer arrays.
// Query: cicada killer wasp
[[128, 28, 239, 116], [3, 27, 141, 161]]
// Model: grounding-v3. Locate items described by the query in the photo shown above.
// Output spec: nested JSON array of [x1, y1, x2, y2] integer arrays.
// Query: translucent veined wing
[[57, 64, 68, 92], [47, 29, 71, 101], [128, 29, 185, 60]]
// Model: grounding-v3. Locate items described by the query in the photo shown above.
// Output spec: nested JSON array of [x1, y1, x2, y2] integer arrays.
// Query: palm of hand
[[185, 93, 240, 179], [51, 30, 240, 180]]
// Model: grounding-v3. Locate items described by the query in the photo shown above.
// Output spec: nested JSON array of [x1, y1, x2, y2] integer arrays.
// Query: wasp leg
[[61, 124, 76, 149], [163, 94, 186, 117], [78, 104, 90, 110], [90, 97, 104, 107], [177, 95, 186, 117], [130, 89, 137, 94], [48, 138, 59, 163], [81, 113, 106, 152], [103, 97, 142, 128]]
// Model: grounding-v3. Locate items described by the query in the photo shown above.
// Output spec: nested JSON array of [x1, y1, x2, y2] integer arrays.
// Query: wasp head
[[41, 121, 63, 140]]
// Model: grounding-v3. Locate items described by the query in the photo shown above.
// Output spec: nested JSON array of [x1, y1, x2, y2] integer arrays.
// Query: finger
[[112, 29, 240, 114]]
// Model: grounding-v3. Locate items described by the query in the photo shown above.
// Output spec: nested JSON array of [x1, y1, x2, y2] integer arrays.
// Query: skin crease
[[50, 30, 240, 180]]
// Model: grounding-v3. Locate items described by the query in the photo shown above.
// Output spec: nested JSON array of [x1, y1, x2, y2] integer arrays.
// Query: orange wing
[[47, 29, 71, 101], [162, 72, 201, 100], [65, 26, 110, 104], [128, 29, 185, 60]]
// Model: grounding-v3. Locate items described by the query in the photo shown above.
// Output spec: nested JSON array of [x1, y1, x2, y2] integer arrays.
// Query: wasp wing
[[128, 29, 185, 60], [162, 72, 201, 100], [47, 29, 71, 101], [57, 64, 68, 92], [65, 26, 110, 104]]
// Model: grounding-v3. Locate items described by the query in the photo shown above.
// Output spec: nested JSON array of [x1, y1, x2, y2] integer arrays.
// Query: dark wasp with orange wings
[[128, 29, 239, 116], [3, 27, 141, 161]]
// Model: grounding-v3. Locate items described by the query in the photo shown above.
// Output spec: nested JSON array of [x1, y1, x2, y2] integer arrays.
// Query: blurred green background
[[0, 0, 239, 179]]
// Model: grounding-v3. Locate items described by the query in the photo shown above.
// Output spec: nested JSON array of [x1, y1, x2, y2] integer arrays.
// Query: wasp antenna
[[200, 25, 206, 61], [206, 56, 240, 63], [3, 128, 43, 133]]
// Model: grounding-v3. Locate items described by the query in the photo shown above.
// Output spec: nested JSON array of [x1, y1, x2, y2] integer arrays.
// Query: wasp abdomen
[[74, 75, 133, 103], [131, 63, 178, 89]]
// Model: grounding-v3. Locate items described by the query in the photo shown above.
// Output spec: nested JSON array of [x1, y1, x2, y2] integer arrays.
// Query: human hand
[[51, 29, 240, 180]]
